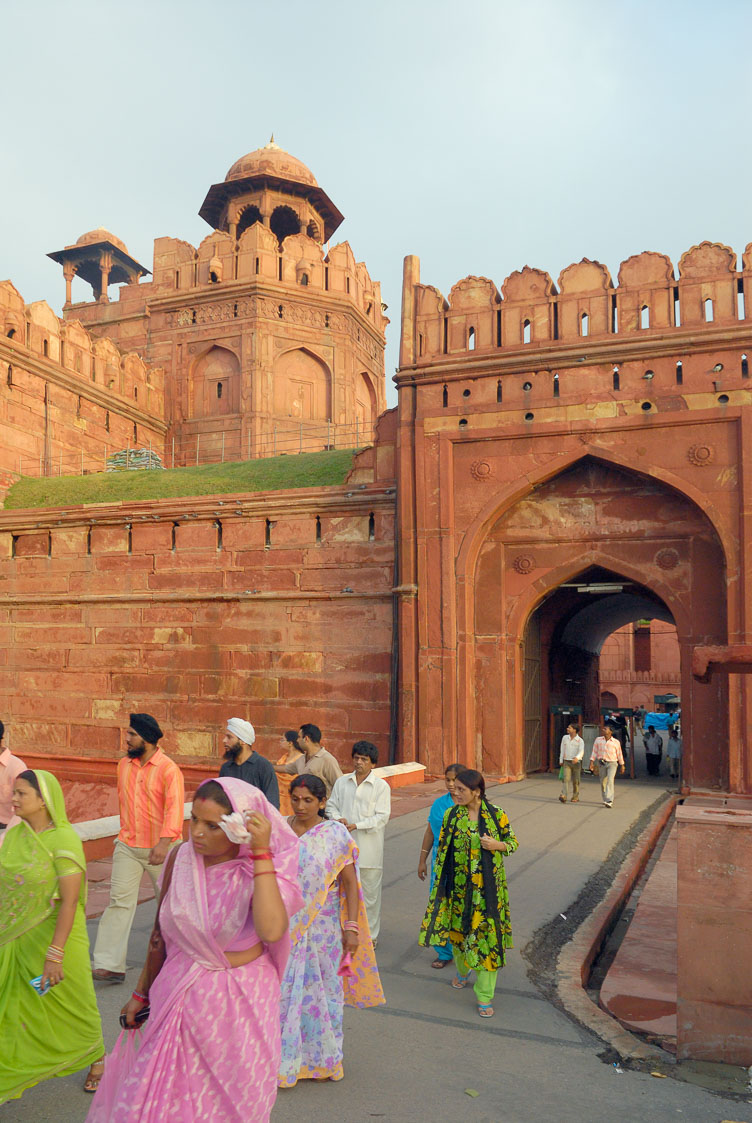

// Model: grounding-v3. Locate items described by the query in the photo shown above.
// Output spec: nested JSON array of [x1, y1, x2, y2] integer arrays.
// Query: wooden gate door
[[523, 608, 543, 772]]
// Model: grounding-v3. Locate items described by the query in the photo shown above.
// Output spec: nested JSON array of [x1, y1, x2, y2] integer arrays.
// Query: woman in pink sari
[[87, 777, 302, 1123]]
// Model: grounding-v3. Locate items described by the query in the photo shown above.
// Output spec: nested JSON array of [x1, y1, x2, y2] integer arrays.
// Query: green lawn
[[4, 449, 357, 509]]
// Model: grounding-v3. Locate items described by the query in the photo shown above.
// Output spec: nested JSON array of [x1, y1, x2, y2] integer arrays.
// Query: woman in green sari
[[0, 769, 105, 1103], [419, 768, 518, 1018]]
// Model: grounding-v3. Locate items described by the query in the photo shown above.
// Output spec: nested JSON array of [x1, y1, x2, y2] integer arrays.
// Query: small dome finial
[[269, 133, 275, 144]]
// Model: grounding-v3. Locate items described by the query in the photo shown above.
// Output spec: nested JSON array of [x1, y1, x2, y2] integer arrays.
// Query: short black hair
[[352, 740, 378, 764], [194, 779, 232, 814], [299, 723, 322, 744]]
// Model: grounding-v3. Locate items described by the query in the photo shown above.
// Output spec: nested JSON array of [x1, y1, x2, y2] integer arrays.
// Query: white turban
[[226, 718, 256, 747]]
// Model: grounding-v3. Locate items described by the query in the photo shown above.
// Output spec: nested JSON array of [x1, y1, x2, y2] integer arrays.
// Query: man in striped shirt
[[92, 713, 185, 983], [589, 722, 625, 808]]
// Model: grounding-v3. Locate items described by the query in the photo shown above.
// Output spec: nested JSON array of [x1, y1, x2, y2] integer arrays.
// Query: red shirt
[[117, 749, 185, 848]]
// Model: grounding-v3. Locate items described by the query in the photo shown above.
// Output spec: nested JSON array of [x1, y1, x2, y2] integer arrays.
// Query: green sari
[[419, 801, 518, 972], [0, 770, 104, 1104]]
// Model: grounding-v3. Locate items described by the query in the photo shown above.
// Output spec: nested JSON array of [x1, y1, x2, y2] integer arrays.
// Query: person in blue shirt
[[417, 762, 461, 968]]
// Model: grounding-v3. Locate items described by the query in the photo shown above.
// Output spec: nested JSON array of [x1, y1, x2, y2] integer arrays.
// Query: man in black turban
[[92, 713, 184, 983]]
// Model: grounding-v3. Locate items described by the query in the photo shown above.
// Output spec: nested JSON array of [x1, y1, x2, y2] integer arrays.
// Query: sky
[[2, 0, 751, 406]]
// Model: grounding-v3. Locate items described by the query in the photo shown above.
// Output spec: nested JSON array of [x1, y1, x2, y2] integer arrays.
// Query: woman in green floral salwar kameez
[[0, 769, 105, 1104], [419, 768, 517, 1018]]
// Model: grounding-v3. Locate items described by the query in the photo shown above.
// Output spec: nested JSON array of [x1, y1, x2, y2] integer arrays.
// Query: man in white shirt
[[558, 722, 585, 804], [327, 741, 391, 945], [644, 726, 664, 776]]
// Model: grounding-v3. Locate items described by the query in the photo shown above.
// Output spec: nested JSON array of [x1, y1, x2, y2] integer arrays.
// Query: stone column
[[98, 252, 112, 304], [62, 262, 77, 306]]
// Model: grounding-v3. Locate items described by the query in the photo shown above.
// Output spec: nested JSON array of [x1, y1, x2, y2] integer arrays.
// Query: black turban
[[129, 713, 163, 744]]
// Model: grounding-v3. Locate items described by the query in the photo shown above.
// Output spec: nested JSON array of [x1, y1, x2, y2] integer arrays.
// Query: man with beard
[[92, 713, 184, 983], [218, 717, 280, 809]]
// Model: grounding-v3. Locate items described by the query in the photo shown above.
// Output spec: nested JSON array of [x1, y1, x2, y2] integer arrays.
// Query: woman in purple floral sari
[[278, 774, 384, 1088]]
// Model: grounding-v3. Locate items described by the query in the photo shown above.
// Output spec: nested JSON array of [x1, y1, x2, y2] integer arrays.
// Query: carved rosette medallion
[[688, 444, 715, 466], [655, 548, 680, 571], [512, 554, 536, 575], [470, 459, 492, 482]]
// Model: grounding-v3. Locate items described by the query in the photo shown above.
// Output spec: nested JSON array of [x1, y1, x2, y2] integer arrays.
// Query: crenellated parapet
[[402, 242, 752, 367]]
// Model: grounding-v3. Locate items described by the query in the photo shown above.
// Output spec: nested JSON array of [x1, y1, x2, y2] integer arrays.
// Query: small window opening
[[580, 312, 589, 338], [192, 309, 197, 324], [43, 339, 49, 357], [175, 270, 180, 289], [255, 257, 260, 275], [718, 393, 730, 404], [209, 269, 219, 283], [278, 304, 284, 319], [458, 418, 468, 428], [462, 388, 471, 398], [324, 266, 329, 291], [553, 301, 559, 340], [704, 297, 714, 323], [523, 381, 532, 392], [215, 519, 223, 550], [553, 372, 560, 398], [524, 411, 534, 421], [105, 411, 110, 432], [676, 361, 683, 385], [47, 531, 52, 559], [496, 309, 502, 347], [315, 515, 321, 543], [640, 305, 650, 329], [673, 286, 681, 327], [523, 319, 531, 344], [278, 258, 283, 281], [611, 295, 618, 333], [346, 277, 351, 294], [324, 313, 330, 328], [11, 534, 17, 559], [366, 302, 373, 316], [171, 522, 178, 551], [233, 303, 238, 319], [641, 401, 652, 411], [134, 386, 138, 400], [742, 353, 749, 378], [127, 523, 132, 556], [419, 333, 424, 357], [443, 316, 448, 354], [133, 423, 138, 442], [265, 518, 272, 548], [468, 326, 476, 351], [6, 365, 12, 388], [613, 366, 620, 391], [6, 328, 15, 339], [76, 394, 81, 417], [738, 280, 745, 320], [86, 527, 92, 556], [497, 380, 502, 403], [442, 384, 448, 407], [217, 382, 223, 400], [368, 512, 375, 541], [300, 273, 309, 286]]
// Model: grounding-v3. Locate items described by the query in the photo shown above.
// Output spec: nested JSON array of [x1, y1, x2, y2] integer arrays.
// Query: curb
[[556, 793, 678, 1062]]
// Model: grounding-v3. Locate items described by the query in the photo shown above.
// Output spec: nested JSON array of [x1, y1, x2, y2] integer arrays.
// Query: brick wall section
[[0, 482, 396, 769]]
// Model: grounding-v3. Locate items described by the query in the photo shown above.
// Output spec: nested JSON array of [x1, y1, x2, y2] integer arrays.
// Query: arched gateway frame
[[455, 454, 730, 791]]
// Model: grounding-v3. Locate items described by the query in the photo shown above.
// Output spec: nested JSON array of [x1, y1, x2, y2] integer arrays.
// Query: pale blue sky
[[3, 0, 751, 405]]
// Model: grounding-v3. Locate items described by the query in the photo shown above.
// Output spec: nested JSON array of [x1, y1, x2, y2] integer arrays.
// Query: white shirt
[[559, 734, 584, 764], [326, 771, 391, 869]]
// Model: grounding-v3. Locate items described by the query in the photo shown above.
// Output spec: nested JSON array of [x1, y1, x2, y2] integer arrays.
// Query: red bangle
[[252, 850, 273, 861], [132, 990, 148, 1003], [253, 870, 277, 877]]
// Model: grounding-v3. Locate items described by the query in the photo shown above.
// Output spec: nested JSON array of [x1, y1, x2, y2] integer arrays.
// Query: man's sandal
[[84, 1058, 105, 1093], [431, 958, 450, 969], [451, 972, 469, 989], [477, 1003, 494, 1018]]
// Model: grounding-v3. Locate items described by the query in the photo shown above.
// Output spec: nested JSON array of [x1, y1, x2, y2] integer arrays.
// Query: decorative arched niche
[[190, 346, 240, 417], [355, 371, 378, 434], [273, 347, 331, 421]]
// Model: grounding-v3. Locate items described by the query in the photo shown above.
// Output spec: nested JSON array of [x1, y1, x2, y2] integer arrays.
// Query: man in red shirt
[[589, 722, 625, 808], [92, 713, 184, 983]]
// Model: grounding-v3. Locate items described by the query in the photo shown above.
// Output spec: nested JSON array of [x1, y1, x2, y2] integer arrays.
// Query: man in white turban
[[218, 718, 280, 808]]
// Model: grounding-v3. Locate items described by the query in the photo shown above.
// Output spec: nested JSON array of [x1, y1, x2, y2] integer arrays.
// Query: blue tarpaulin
[[644, 711, 679, 730]]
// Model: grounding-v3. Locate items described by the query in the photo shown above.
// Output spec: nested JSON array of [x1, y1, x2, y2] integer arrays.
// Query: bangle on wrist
[[252, 850, 273, 861], [253, 870, 277, 877], [132, 989, 148, 1003]]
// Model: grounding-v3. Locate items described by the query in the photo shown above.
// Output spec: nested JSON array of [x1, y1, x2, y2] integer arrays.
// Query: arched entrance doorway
[[522, 565, 677, 774], [467, 456, 728, 790]]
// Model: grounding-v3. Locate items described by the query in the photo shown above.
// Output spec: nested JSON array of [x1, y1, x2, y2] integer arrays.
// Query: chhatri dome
[[225, 137, 318, 188], [74, 227, 130, 255], [199, 136, 343, 243]]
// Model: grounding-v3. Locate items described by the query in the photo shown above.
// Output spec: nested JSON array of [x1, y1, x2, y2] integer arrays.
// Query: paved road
[[6, 773, 751, 1123]]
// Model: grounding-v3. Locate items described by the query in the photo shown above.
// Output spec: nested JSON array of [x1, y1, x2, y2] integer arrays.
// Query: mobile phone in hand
[[29, 975, 51, 996], [119, 1006, 150, 1029]]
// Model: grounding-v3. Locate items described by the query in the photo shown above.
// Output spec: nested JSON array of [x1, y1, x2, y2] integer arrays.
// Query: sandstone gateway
[[1, 142, 751, 1061]]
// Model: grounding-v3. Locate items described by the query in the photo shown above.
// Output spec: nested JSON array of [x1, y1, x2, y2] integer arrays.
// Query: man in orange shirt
[[92, 713, 184, 983]]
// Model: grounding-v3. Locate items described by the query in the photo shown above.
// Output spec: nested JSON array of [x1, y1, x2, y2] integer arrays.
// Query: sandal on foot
[[477, 1003, 495, 1018], [84, 1058, 105, 1093], [451, 972, 469, 989], [431, 958, 450, 969]]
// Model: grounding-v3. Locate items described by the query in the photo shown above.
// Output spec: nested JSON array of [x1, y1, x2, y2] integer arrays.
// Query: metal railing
[[16, 419, 375, 478]]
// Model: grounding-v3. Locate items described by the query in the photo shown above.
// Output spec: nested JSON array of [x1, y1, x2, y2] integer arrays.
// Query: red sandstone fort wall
[[0, 282, 165, 478], [0, 480, 396, 769]]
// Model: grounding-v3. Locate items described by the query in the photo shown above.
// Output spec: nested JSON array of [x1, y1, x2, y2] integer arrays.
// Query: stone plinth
[[676, 796, 752, 1063]]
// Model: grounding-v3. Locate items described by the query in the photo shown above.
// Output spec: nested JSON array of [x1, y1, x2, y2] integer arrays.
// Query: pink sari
[[87, 779, 302, 1123]]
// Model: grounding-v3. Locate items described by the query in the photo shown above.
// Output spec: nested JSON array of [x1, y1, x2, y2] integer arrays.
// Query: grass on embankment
[[4, 449, 357, 509]]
